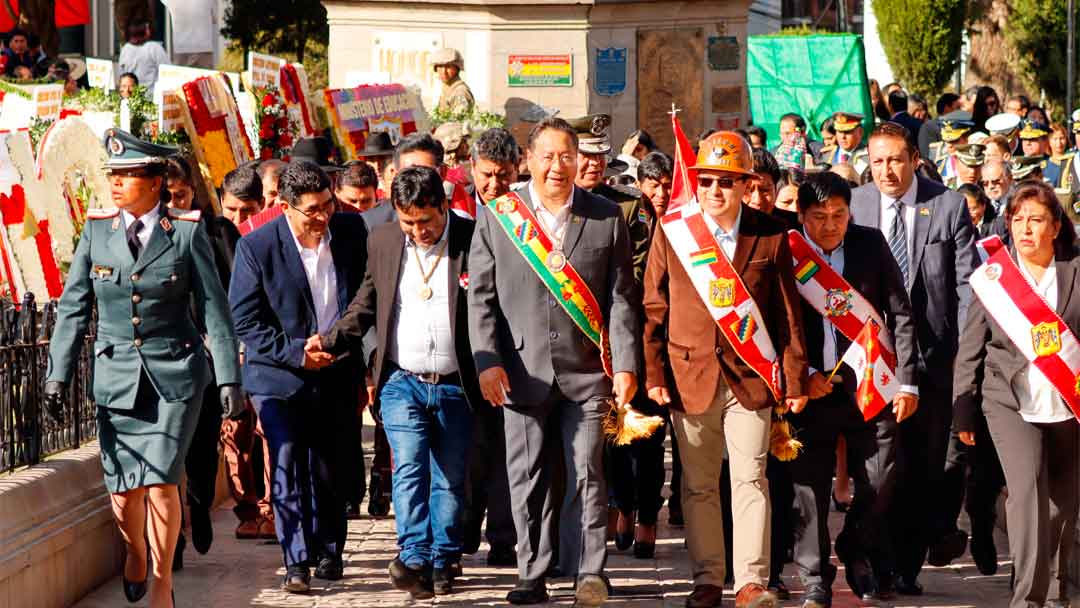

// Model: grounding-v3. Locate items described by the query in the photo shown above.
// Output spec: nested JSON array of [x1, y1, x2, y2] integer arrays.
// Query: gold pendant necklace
[[413, 237, 448, 301]]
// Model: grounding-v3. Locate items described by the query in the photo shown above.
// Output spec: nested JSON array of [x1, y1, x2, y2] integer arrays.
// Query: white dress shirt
[[122, 207, 160, 251], [290, 229, 339, 335], [879, 179, 918, 273], [529, 181, 574, 248], [803, 230, 919, 396], [1015, 258, 1072, 423], [387, 221, 457, 375], [701, 204, 743, 261]]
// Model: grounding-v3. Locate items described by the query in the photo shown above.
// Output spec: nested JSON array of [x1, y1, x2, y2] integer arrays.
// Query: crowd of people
[[37, 57, 1080, 608]]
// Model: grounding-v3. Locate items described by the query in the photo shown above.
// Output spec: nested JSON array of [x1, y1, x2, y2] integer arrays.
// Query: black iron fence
[[0, 294, 95, 474]]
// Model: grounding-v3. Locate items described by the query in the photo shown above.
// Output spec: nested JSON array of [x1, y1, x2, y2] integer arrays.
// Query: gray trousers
[[984, 400, 1079, 608], [503, 389, 609, 581]]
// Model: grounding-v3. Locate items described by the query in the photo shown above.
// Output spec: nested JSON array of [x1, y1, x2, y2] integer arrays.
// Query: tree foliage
[[1007, 0, 1079, 116], [872, 0, 966, 98], [221, 0, 328, 63]]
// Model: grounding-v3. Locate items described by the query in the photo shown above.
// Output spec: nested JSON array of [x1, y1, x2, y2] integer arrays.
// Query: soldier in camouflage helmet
[[432, 48, 475, 115]]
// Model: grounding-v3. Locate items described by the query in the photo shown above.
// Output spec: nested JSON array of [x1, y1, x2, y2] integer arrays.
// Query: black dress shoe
[[190, 504, 213, 554], [686, 584, 725, 608], [970, 526, 998, 575], [767, 577, 791, 600], [344, 501, 361, 520], [668, 508, 684, 527], [488, 544, 517, 566], [368, 474, 391, 517], [172, 533, 185, 572], [927, 529, 968, 567], [506, 578, 548, 605], [121, 574, 147, 603], [282, 565, 311, 594], [801, 583, 831, 608], [388, 557, 434, 599], [894, 574, 923, 596], [876, 574, 896, 599], [844, 557, 877, 600], [447, 560, 463, 579], [614, 531, 633, 551], [433, 566, 453, 595], [462, 527, 482, 555], [633, 540, 655, 559], [314, 556, 344, 580]]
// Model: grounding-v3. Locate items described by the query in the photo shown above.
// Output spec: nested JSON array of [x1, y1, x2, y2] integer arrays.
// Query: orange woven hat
[[691, 131, 755, 175]]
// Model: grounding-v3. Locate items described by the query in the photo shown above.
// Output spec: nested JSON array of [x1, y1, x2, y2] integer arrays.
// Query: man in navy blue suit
[[229, 161, 369, 593]]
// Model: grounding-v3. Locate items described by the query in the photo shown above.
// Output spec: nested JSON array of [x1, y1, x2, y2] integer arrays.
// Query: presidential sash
[[485, 192, 613, 376], [661, 203, 782, 399], [971, 235, 1080, 420], [787, 230, 897, 367]]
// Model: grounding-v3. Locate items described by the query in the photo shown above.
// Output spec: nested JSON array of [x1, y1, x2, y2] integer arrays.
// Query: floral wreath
[[254, 85, 295, 161]]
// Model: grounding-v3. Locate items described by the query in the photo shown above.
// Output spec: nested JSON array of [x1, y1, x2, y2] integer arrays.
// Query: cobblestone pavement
[[76, 426, 1019, 607]]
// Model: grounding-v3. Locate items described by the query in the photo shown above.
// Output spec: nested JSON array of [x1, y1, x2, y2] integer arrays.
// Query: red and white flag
[[840, 320, 900, 421], [669, 111, 698, 212]]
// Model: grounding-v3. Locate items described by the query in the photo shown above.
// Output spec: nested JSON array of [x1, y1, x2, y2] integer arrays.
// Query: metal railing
[[0, 294, 96, 475]]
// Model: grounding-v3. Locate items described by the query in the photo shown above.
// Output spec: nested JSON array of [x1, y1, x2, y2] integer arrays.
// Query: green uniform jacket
[[47, 204, 241, 409], [592, 183, 650, 286]]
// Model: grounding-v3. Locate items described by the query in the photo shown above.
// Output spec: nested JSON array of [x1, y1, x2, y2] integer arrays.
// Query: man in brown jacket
[[643, 132, 808, 608]]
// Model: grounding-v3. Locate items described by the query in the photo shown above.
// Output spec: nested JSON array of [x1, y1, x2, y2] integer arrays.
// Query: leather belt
[[390, 362, 461, 386]]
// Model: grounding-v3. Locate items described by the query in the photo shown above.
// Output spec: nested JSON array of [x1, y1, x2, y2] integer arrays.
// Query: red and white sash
[[661, 204, 782, 399], [971, 236, 1080, 420], [787, 230, 897, 367]]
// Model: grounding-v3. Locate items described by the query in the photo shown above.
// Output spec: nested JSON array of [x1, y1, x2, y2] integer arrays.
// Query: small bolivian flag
[[690, 247, 718, 266], [795, 259, 819, 284]]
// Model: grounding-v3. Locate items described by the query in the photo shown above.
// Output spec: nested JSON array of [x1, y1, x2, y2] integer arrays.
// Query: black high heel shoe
[[121, 575, 147, 603]]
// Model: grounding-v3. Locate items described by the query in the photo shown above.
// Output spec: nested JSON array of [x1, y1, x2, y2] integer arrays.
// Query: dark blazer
[[643, 205, 809, 413], [953, 255, 1080, 432], [799, 225, 919, 393], [320, 212, 482, 407], [228, 213, 368, 398], [468, 185, 640, 407], [850, 176, 979, 383]]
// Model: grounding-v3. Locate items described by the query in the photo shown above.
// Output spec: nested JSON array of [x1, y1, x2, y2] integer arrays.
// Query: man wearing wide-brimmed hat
[[431, 48, 475, 115]]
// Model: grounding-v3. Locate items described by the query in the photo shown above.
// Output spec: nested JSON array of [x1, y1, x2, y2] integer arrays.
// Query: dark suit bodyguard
[[44, 129, 243, 606], [468, 117, 640, 606], [849, 122, 979, 594], [228, 161, 368, 593], [311, 166, 481, 599], [786, 172, 920, 607]]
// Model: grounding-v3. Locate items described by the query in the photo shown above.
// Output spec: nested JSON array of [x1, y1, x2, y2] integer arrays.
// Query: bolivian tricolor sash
[[661, 203, 782, 399], [787, 230, 897, 367], [971, 235, 1080, 420], [486, 192, 613, 376]]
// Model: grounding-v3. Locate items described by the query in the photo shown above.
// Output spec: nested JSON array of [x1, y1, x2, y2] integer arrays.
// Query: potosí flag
[[840, 320, 899, 421], [669, 111, 698, 212]]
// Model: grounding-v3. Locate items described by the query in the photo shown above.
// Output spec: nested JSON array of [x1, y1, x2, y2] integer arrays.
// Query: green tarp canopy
[[747, 33, 873, 150]]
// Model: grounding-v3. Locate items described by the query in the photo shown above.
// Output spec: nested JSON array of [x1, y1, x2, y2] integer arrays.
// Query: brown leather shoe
[[235, 519, 260, 539], [735, 583, 778, 608], [686, 584, 725, 608], [257, 516, 277, 539]]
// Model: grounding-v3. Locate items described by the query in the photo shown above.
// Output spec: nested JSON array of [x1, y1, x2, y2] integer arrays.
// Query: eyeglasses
[[979, 178, 1006, 188], [538, 153, 575, 166], [288, 198, 336, 219], [697, 175, 745, 190]]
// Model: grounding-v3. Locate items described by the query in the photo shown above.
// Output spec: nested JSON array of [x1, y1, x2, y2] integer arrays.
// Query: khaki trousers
[[671, 388, 771, 589]]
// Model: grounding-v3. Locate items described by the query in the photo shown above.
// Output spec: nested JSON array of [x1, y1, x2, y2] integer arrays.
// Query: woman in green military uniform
[[44, 129, 244, 608]]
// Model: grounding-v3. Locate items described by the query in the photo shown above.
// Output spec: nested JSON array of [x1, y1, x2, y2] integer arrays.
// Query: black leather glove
[[219, 384, 247, 420], [43, 380, 66, 424]]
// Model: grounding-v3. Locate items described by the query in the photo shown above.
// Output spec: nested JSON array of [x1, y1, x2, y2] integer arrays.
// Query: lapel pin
[[459, 272, 469, 290], [919, 207, 930, 216], [160, 217, 173, 232], [572, 216, 582, 224]]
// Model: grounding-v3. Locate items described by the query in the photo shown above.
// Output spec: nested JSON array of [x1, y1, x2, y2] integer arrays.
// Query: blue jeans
[[380, 369, 473, 569]]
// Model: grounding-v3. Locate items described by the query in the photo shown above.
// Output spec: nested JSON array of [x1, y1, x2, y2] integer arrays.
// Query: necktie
[[127, 218, 143, 260], [888, 203, 909, 287]]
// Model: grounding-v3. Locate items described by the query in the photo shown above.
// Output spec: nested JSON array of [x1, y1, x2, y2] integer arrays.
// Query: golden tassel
[[603, 400, 665, 446], [769, 406, 804, 462]]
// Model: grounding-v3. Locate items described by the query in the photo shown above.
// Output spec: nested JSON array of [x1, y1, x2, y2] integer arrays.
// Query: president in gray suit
[[849, 121, 979, 595], [468, 117, 640, 607]]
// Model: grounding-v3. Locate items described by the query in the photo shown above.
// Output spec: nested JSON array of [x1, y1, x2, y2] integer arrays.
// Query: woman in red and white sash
[[954, 182, 1080, 608]]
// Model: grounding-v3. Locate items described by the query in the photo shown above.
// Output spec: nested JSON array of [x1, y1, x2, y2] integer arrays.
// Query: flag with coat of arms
[[840, 319, 899, 421]]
